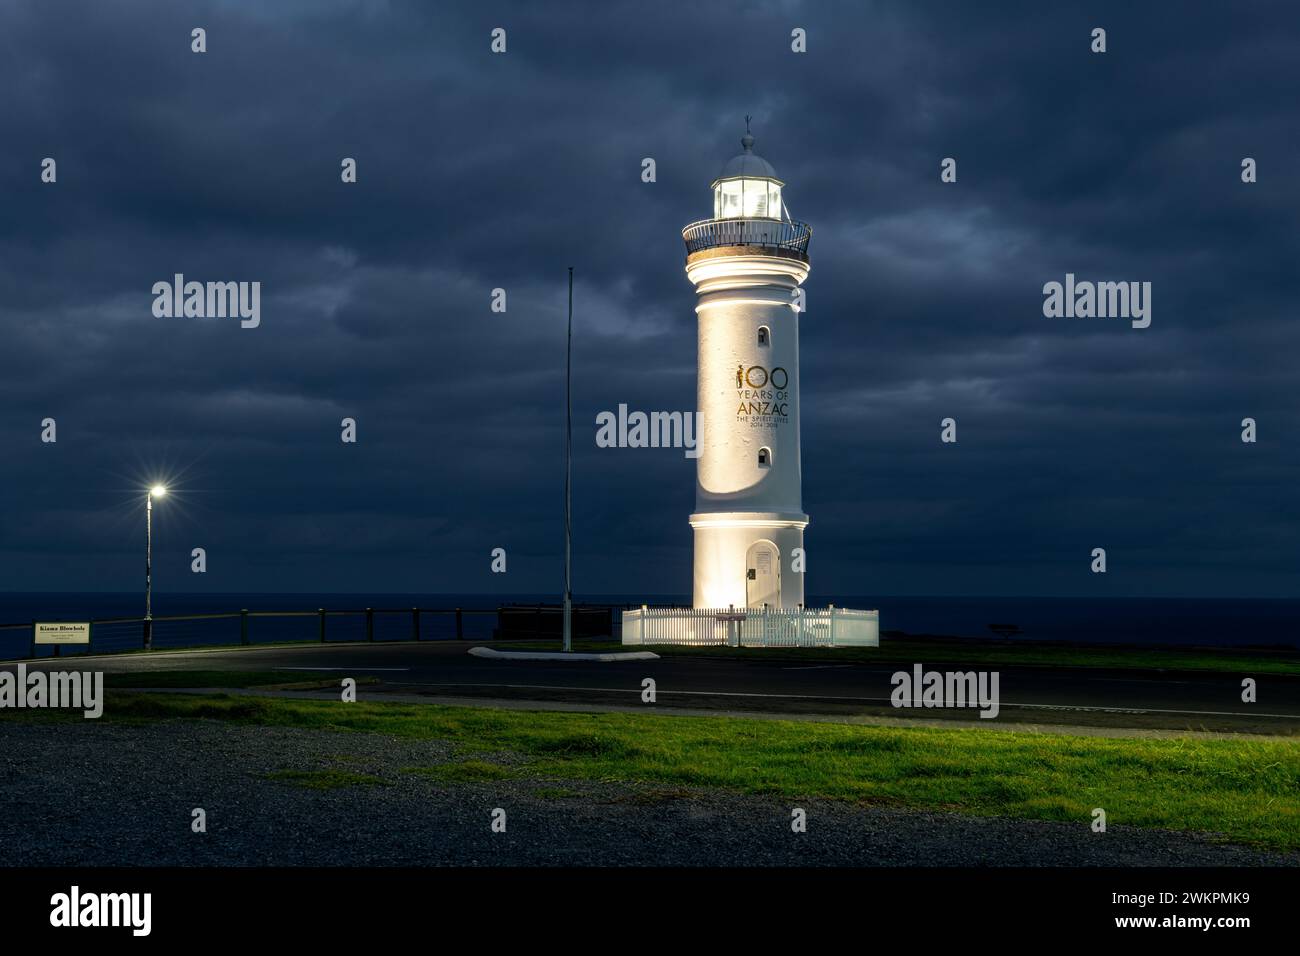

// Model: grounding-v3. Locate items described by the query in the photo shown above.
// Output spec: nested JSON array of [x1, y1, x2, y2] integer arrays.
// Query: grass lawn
[[509, 636, 1300, 676], [90, 690, 1300, 850]]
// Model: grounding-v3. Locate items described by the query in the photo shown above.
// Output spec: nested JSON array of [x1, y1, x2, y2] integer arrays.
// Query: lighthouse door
[[745, 540, 781, 608]]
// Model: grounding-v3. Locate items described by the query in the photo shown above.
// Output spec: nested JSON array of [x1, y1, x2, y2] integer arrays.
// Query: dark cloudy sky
[[2, 0, 1298, 599]]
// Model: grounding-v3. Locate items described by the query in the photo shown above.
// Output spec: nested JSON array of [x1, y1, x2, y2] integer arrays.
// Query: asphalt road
[[7, 640, 1299, 733]]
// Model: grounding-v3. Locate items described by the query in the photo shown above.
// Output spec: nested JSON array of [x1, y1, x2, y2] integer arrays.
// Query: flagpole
[[563, 267, 573, 652]]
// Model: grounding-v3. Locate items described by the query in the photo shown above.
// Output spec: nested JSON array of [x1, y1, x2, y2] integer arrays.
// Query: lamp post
[[144, 484, 166, 650]]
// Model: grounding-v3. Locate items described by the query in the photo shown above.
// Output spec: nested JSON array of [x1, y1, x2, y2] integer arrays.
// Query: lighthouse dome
[[712, 132, 781, 185]]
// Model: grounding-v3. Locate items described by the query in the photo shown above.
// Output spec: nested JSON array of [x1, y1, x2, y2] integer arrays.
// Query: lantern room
[[711, 130, 784, 220]]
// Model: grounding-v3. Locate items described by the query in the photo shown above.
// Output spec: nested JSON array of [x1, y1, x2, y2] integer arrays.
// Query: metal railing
[[0, 606, 509, 660], [621, 605, 878, 648], [682, 217, 812, 257]]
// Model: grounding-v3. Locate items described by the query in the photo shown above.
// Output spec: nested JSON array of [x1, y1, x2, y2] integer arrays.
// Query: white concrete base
[[469, 646, 660, 662], [621, 606, 879, 647]]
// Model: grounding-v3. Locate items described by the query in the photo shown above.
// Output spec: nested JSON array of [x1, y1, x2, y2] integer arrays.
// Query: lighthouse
[[622, 128, 877, 645], [683, 127, 812, 610]]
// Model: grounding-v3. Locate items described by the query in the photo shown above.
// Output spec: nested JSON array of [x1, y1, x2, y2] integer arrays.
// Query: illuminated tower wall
[[682, 132, 811, 609]]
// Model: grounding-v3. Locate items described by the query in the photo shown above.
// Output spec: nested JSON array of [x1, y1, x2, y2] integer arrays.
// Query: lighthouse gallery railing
[[682, 218, 812, 257]]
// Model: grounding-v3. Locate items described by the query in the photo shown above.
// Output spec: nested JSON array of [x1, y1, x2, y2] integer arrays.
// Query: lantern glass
[[714, 178, 781, 219]]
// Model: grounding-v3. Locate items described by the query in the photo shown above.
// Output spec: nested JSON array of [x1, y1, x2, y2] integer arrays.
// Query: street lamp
[[145, 485, 167, 650]]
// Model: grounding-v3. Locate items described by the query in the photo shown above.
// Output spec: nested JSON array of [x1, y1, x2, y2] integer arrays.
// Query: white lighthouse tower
[[683, 127, 812, 610]]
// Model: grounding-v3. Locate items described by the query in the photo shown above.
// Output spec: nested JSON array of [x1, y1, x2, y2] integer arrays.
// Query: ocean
[[1, 592, 1297, 659]]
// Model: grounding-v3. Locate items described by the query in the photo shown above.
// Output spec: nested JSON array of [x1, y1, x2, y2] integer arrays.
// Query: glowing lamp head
[[149, 484, 168, 498]]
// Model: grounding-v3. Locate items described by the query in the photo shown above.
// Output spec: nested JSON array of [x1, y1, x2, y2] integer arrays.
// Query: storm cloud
[[2, 0, 1298, 598]]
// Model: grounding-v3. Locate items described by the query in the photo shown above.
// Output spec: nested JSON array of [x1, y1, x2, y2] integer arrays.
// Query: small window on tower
[[758, 447, 772, 467], [757, 326, 770, 346]]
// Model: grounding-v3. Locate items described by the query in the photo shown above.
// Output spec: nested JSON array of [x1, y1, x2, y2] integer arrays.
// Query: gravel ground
[[1, 721, 1295, 866]]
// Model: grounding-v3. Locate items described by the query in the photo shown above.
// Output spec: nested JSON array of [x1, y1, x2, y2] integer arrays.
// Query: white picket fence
[[621, 606, 879, 648]]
